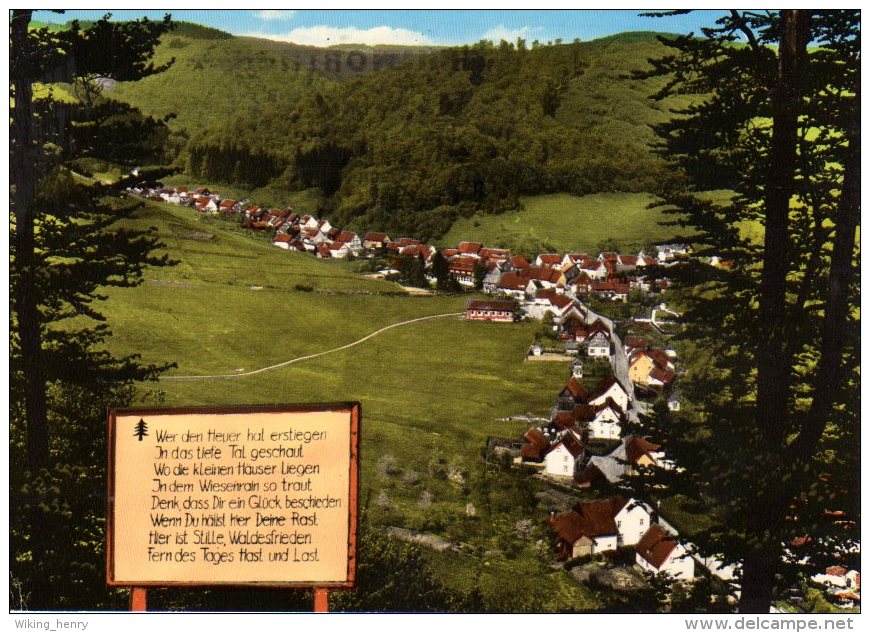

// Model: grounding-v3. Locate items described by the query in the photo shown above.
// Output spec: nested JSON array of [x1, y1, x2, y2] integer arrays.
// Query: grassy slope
[[440, 192, 680, 254], [105, 200, 568, 469]]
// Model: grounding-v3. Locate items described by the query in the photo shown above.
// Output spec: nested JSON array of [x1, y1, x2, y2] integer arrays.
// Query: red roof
[[625, 436, 661, 464], [526, 266, 563, 284], [466, 299, 517, 312], [650, 366, 676, 384], [316, 244, 331, 258], [498, 272, 528, 291], [458, 241, 483, 255], [449, 256, 478, 273], [329, 241, 348, 251], [537, 253, 562, 267], [556, 431, 585, 458], [521, 428, 550, 462], [274, 233, 292, 243], [551, 410, 577, 430], [636, 525, 678, 569], [562, 377, 589, 401], [511, 255, 530, 269], [364, 232, 390, 243], [826, 565, 848, 577], [479, 247, 510, 261], [442, 248, 459, 258], [402, 244, 433, 259], [396, 237, 421, 248], [550, 497, 629, 543], [625, 336, 648, 350], [337, 231, 358, 242]]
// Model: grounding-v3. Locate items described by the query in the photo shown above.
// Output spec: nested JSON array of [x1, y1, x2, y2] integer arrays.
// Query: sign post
[[107, 403, 360, 610]]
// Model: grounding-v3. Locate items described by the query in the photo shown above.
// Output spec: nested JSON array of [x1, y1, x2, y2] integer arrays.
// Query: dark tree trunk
[[11, 9, 51, 610], [754, 9, 812, 444], [739, 10, 812, 614]]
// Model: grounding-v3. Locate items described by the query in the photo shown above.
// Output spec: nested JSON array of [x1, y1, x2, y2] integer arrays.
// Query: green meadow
[[96, 198, 570, 517], [440, 192, 680, 255]]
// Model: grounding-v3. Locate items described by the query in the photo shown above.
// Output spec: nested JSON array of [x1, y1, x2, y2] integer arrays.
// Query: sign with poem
[[107, 403, 359, 587]]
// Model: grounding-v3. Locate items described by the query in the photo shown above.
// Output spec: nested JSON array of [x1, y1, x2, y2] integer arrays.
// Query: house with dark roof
[[363, 232, 391, 249], [549, 496, 653, 559], [557, 377, 589, 411], [465, 299, 518, 322], [635, 525, 695, 580], [543, 430, 585, 478], [520, 428, 550, 464], [457, 241, 483, 257]]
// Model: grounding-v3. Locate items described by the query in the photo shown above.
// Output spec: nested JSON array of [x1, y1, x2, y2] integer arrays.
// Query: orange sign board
[[107, 403, 359, 588]]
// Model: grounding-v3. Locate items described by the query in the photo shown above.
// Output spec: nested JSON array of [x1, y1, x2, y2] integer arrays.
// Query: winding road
[[161, 311, 464, 382]]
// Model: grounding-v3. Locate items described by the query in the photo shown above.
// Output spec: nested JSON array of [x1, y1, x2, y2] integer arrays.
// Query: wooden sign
[[107, 403, 359, 588]]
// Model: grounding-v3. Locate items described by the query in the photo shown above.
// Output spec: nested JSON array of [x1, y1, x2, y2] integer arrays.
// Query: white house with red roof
[[273, 233, 293, 249], [549, 497, 653, 559], [581, 401, 624, 440], [535, 253, 563, 268], [363, 232, 391, 249], [335, 230, 361, 252], [457, 241, 483, 257], [543, 430, 585, 478], [635, 525, 695, 580], [328, 241, 351, 258], [589, 377, 630, 415], [465, 298, 517, 322]]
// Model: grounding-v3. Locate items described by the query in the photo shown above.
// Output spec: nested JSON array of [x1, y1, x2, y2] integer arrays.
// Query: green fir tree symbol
[[133, 418, 149, 442]]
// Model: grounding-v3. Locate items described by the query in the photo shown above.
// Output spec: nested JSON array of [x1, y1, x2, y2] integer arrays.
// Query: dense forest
[[111, 29, 686, 240]]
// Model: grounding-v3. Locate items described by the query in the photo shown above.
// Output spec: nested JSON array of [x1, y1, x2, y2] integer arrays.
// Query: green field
[[90, 199, 588, 608], [440, 192, 680, 255], [105, 200, 570, 475]]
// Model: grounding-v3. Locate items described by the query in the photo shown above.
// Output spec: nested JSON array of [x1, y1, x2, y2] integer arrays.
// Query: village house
[[550, 496, 653, 559], [363, 232, 391, 250], [519, 428, 550, 465], [524, 289, 584, 323], [272, 233, 293, 249], [575, 436, 664, 488], [448, 256, 479, 286], [479, 247, 511, 262], [535, 253, 563, 268], [557, 376, 589, 411], [578, 399, 624, 441], [457, 241, 483, 257], [465, 298, 518, 322], [587, 329, 611, 357], [482, 262, 504, 294], [628, 346, 677, 391], [655, 243, 692, 263], [635, 524, 695, 581], [496, 271, 529, 300], [543, 429, 585, 478], [509, 254, 531, 273], [328, 241, 351, 258], [332, 230, 359, 252]]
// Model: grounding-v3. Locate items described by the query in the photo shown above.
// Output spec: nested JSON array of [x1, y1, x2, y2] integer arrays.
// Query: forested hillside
[[108, 28, 685, 240]]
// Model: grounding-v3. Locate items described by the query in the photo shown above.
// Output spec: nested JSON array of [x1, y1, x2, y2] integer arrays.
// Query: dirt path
[[161, 311, 464, 382]]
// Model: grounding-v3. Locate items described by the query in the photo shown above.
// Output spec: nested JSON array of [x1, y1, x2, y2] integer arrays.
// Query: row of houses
[[549, 496, 695, 580], [130, 185, 687, 303]]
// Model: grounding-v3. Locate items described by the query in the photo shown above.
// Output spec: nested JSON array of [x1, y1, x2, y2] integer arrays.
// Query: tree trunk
[[11, 9, 52, 610], [739, 10, 812, 614], [754, 9, 812, 444]]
